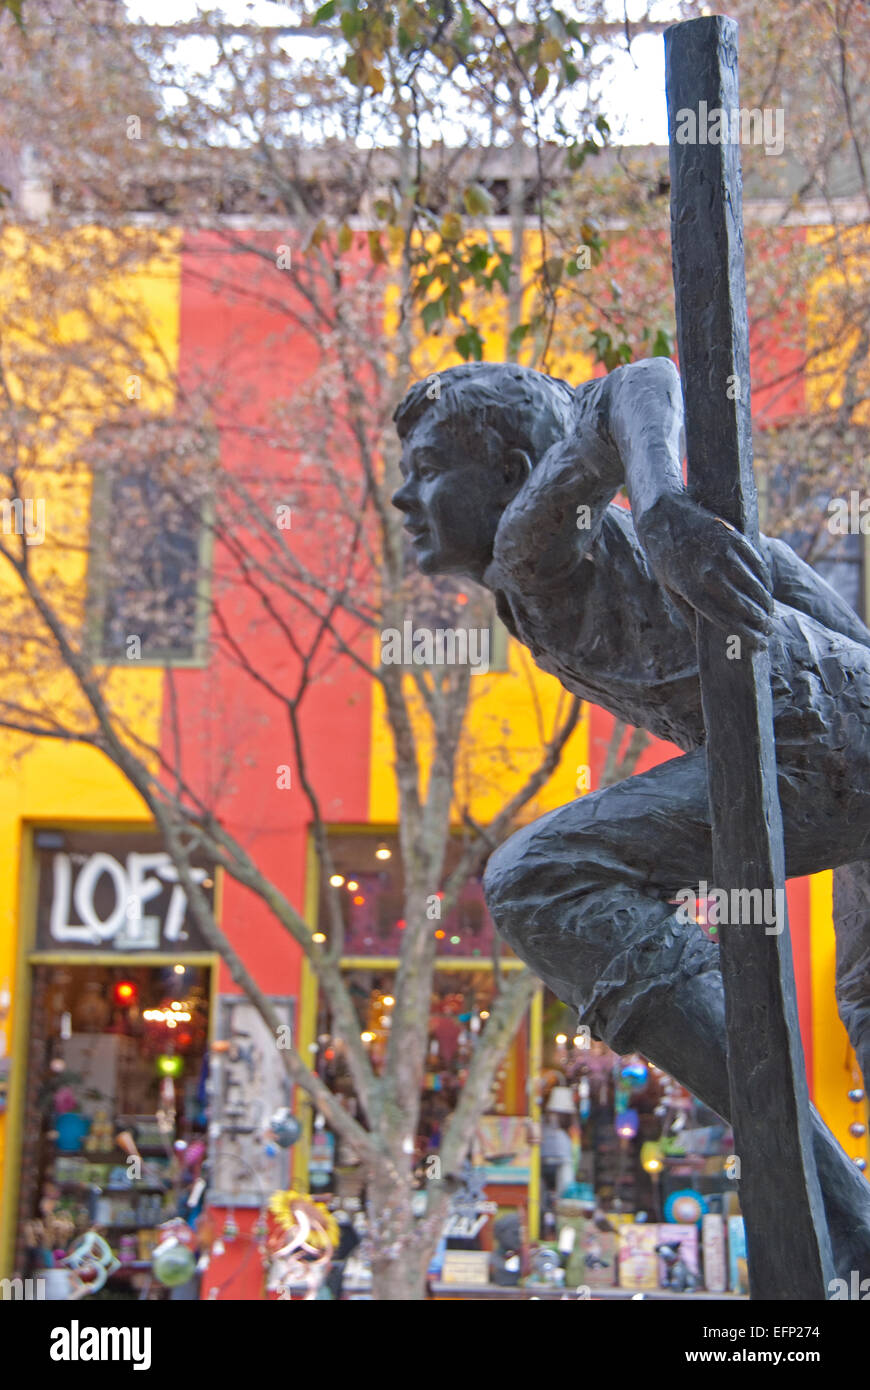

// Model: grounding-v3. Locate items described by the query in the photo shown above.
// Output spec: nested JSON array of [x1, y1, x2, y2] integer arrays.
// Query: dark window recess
[[98, 470, 203, 660]]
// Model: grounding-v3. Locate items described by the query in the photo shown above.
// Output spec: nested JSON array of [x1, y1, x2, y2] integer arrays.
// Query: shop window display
[[533, 991, 743, 1296], [317, 831, 505, 960], [312, 965, 532, 1293], [17, 963, 212, 1299], [311, 830, 745, 1296]]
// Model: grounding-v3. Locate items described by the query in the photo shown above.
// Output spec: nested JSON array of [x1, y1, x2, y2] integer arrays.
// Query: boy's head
[[392, 362, 574, 581]]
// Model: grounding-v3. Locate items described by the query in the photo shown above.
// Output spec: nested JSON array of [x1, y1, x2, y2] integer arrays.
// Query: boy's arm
[[605, 356, 686, 529], [493, 356, 773, 648], [606, 357, 773, 648], [762, 534, 870, 650], [490, 375, 623, 592]]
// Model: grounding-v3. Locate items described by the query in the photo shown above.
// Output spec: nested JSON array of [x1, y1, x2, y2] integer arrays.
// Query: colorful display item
[[266, 1190, 339, 1301], [156, 1054, 184, 1078], [151, 1236, 197, 1288], [664, 1189, 708, 1225], [63, 1231, 121, 1298], [268, 1108, 301, 1150]]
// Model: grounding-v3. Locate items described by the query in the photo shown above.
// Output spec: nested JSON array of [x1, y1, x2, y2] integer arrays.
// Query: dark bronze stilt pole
[[665, 14, 834, 1300]]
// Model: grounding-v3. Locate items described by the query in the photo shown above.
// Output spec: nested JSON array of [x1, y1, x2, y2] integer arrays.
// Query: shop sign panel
[[34, 830, 214, 951]]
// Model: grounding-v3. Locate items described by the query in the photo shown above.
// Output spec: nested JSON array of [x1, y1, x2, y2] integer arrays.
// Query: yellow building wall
[[805, 226, 869, 1160], [0, 230, 181, 1253]]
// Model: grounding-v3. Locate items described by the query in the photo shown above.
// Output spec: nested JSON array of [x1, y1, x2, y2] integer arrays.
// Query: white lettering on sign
[[49, 851, 207, 945], [442, 1212, 493, 1240]]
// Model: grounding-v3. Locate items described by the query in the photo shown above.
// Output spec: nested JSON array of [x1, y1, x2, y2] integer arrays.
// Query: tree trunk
[[366, 1163, 429, 1301]]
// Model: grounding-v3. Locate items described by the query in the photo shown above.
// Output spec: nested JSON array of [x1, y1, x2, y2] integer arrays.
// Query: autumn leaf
[[532, 65, 549, 97], [440, 212, 463, 244], [367, 229, 386, 265], [462, 183, 493, 217]]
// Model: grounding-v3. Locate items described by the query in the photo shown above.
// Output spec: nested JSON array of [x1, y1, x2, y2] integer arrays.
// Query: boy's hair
[[393, 362, 575, 467]]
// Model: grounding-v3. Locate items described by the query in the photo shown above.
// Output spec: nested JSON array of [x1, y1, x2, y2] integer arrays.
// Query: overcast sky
[[125, 0, 679, 146]]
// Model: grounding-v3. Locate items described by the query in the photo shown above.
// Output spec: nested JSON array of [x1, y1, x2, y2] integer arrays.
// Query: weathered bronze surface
[[393, 16, 870, 1298]]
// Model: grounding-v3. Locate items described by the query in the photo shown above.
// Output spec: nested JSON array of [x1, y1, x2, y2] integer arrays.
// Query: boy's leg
[[483, 746, 870, 1276]]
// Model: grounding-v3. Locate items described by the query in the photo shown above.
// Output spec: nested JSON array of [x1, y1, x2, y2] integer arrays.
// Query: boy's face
[[392, 411, 524, 581]]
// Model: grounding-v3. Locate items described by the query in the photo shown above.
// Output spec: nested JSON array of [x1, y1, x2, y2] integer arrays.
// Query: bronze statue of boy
[[393, 357, 870, 1276]]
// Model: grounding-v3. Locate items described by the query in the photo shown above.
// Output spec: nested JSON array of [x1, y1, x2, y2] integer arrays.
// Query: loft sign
[[35, 831, 212, 951]]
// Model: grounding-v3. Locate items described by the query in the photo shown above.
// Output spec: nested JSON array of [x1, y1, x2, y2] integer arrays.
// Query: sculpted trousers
[[483, 632, 870, 1273]]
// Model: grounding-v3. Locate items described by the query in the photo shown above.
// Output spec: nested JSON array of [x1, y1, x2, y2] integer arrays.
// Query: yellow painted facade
[[0, 230, 182, 1253]]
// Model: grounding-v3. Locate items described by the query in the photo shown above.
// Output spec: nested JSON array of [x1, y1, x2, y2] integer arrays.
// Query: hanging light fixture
[[641, 1141, 664, 1173], [616, 1108, 639, 1139]]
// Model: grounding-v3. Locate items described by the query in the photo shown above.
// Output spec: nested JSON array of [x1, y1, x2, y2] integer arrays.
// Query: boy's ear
[[501, 448, 533, 496]]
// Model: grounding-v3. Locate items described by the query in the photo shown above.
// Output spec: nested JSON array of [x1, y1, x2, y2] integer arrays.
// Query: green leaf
[[337, 222, 353, 253], [340, 9, 364, 39], [652, 328, 673, 358], [490, 255, 511, 292], [508, 323, 531, 351], [543, 255, 564, 286], [462, 183, 493, 217], [422, 299, 446, 333], [313, 0, 336, 21], [455, 327, 484, 361], [532, 65, 549, 97]]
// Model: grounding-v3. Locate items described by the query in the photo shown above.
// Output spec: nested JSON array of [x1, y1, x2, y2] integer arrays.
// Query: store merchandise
[[656, 1223, 700, 1291], [728, 1215, 749, 1294], [617, 1222, 659, 1291], [702, 1213, 728, 1293], [17, 963, 212, 1300], [579, 1216, 617, 1288]]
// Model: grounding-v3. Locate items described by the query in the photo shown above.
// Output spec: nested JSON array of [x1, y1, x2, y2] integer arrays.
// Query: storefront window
[[17, 962, 212, 1299], [534, 991, 740, 1293], [318, 831, 506, 959]]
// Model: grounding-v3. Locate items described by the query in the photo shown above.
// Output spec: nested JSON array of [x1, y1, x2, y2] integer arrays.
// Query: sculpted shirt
[[484, 376, 870, 757]]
